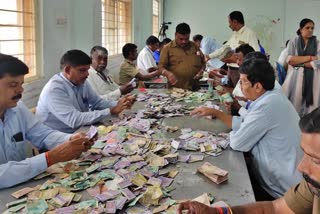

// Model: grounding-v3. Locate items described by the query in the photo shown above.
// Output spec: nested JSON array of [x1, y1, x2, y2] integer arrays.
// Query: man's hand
[[119, 83, 134, 95], [222, 53, 237, 64], [110, 95, 133, 115], [209, 69, 226, 78], [71, 132, 98, 142], [205, 55, 211, 62], [190, 107, 218, 117], [70, 132, 86, 140], [178, 201, 216, 214], [193, 70, 204, 80], [125, 94, 136, 108], [148, 67, 158, 73], [208, 78, 222, 88], [47, 137, 93, 166], [162, 70, 178, 86]]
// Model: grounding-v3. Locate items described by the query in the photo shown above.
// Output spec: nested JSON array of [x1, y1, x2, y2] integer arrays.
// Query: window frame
[[152, 0, 160, 37], [0, 0, 41, 82], [101, 0, 132, 57]]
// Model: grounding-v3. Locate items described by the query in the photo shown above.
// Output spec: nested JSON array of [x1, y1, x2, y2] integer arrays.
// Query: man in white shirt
[[226, 11, 260, 52], [87, 46, 133, 101], [137, 35, 159, 74], [209, 11, 260, 66], [193, 34, 224, 69]]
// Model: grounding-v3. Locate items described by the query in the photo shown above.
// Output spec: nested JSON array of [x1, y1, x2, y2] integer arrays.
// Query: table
[[161, 116, 255, 206], [0, 89, 255, 212], [144, 76, 168, 88]]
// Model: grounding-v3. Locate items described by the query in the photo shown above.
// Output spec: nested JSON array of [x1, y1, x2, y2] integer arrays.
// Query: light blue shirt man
[[230, 89, 303, 198], [36, 73, 117, 133], [200, 37, 224, 69], [0, 101, 71, 189]]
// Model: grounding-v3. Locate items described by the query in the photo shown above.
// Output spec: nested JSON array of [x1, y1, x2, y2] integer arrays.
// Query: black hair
[[244, 51, 268, 61], [162, 38, 172, 45], [297, 18, 314, 36], [60, 49, 91, 70], [122, 43, 137, 58], [235, 44, 255, 56], [299, 107, 320, 133], [229, 11, 244, 25], [285, 40, 290, 47], [0, 54, 28, 79], [192, 34, 203, 42], [146, 36, 160, 45], [176, 23, 191, 35], [90, 46, 108, 56], [239, 58, 275, 90]]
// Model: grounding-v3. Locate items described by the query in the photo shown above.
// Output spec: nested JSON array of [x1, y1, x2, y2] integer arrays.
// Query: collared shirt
[[153, 50, 160, 64], [36, 73, 117, 133], [119, 59, 140, 85], [87, 66, 121, 101], [200, 37, 224, 69], [230, 89, 303, 198], [284, 179, 320, 214], [137, 46, 157, 74], [0, 101, 71, 188], [158, 40, 205, 90], [226, 26, 260, 51]]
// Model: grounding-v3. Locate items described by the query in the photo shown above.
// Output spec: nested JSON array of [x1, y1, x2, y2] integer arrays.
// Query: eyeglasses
[[239, 79, 251, 86]]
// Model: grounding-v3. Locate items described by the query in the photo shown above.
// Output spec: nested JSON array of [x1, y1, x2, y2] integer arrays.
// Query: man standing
[[119, 43, 162, 85], [207, 11, 260, 65], [159, 23, 205, 90], [87, 46, 133, 101], [193, 34, 224, 69], [191, 58, 302, 199], [180, 107, 320, 213], [37, 49, 134, 133], [137, 35, 159, 74], [0, 54, 93, 188], [225, 11, 259, 52]]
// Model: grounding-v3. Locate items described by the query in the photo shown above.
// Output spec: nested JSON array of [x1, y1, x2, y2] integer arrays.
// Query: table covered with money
[[0, 88, 255, 213]]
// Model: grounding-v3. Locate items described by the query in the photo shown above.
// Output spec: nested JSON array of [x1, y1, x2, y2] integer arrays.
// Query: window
[[102, 0, 132, 56], [0, 0, 39, 81], [152, 0, 159, 37]]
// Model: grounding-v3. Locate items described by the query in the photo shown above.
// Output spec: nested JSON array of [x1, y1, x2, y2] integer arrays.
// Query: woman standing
[[282, 18, 320, 116]]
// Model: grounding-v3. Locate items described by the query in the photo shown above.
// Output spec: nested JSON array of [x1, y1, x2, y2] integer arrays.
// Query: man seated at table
[[209, 44, 255, 93], [158, 22, 205, 90], [180, 107, 320, 214], [0, 54, 94, 189], [36, 49, 134, 133], [87, 46, 134, 101], [137, 35, 160, 74], [119, 43, 163, 85], [191, 58, 302, 199]]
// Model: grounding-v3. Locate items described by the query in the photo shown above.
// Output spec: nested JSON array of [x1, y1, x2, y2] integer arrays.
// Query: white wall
[[22, 0, 156, 107], [163, 0, 320, 63]]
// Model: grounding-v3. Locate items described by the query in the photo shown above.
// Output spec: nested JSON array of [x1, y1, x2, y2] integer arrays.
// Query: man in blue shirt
[[193, 34, 224, 69], [191, 58, 302, 198], [0, 54, 93, 188], [37, 50, 134, 133]]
